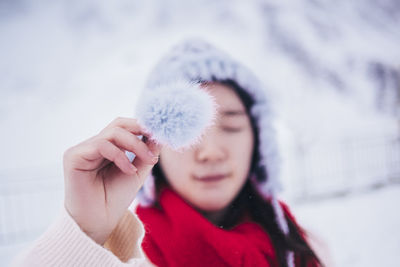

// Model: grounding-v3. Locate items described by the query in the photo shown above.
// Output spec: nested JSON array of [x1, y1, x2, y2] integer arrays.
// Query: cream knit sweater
[[11, 208, 154, 267]]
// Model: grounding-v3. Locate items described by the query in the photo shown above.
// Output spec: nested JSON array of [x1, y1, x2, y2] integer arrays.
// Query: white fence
[[286, 135, 400, 201], [0, 168, 64, 247]]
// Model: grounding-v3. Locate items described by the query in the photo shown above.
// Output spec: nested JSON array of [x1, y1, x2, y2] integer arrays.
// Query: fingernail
[[148, 150, 155, 157], [152, 156, 159, 164], [129, 164, 137, 173]]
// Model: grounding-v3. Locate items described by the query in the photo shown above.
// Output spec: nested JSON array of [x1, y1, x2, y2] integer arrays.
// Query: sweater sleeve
[[11, 207, 154, 267]]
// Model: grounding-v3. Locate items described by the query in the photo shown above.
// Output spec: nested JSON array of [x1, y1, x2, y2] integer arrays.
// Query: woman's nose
[[194, 129, 227, 163]]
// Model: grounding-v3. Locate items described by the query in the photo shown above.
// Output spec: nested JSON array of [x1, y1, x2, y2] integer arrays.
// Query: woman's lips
[[194, 174, 229, 182]]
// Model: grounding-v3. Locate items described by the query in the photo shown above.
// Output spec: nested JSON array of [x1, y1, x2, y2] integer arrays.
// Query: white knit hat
[[136, 38, 293, 266]]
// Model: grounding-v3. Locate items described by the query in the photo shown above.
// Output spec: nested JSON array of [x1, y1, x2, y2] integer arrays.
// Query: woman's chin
[[190, 195, 232, 212]]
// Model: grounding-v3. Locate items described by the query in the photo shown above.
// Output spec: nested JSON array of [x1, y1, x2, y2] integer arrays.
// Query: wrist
[[81, 228, 112, 245], [64, 204, 113, 245]]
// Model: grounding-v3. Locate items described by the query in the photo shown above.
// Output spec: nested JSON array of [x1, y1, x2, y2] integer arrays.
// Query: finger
[[97, 139, 137, 175], [133, 138, 161, 179], [103, 117, 149, 136], [102, 127, 158, 165], [146, 138, 162, 156]]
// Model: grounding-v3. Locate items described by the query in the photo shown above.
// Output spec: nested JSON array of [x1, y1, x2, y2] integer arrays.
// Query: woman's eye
[[221, 126, 243, 133]]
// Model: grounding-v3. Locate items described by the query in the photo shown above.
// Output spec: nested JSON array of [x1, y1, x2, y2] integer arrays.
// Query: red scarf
[[136, 187, 315, 267]]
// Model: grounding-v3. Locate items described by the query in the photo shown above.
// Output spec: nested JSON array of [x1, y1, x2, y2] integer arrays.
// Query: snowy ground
[[289, 184, 400, 267]]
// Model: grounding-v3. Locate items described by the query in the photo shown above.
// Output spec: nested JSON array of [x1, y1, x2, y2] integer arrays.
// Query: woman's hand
[[63, 117, 160, 245]]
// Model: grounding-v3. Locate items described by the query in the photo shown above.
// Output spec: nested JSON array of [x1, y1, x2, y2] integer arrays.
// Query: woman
[[14, 39, 322, 267]]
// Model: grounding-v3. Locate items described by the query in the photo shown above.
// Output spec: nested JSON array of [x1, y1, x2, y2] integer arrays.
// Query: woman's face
[[159, 82, 254, 211]]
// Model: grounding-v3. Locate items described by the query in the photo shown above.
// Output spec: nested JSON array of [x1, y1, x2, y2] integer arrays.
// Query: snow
[[289, 185, 400, 267]]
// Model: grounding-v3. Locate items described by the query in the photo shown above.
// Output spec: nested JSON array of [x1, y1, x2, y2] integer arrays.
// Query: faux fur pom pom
[[135, 80, 216, 150]]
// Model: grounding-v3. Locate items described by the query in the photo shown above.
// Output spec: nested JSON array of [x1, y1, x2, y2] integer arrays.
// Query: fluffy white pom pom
[[135, 80, 216, 150]]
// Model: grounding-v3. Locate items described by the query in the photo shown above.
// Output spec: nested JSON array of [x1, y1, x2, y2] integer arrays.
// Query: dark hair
[[152, 79, 322, 267]]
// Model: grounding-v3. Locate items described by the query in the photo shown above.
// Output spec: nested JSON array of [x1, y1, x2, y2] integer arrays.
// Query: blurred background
[[0, 0, 399, 266]]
